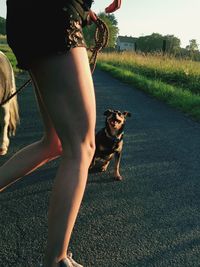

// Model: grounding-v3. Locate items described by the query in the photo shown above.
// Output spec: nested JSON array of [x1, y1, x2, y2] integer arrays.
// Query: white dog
[[0, 51, 19, 155]]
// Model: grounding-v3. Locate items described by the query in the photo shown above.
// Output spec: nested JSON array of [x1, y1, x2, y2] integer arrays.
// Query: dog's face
[[104, 109, 131, 133]]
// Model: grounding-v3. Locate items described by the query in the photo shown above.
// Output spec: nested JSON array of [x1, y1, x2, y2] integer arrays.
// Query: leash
[[0, 16, 109, 107], [89, 16, 109, 73], [0, 79, 32, 106]]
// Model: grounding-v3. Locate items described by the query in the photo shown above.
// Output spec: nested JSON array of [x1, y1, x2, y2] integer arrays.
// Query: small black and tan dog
[[90, 109, 131, 181]]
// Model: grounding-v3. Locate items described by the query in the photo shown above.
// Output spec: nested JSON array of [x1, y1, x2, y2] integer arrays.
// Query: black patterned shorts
[[6, 0, 93, 70]]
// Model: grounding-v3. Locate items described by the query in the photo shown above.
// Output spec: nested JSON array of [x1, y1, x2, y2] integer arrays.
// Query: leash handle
[[105, 0, 122, 13]]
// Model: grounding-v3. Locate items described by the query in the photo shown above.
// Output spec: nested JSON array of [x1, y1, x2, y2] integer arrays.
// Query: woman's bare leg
[[0, 78, 62, 192], [29, 48, 96, 267]]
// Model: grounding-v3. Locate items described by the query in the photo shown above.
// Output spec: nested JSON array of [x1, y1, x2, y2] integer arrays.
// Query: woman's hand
[[87, 9, 97, 25], [88, 10, 98, 23], [105, 0, 122, 13]]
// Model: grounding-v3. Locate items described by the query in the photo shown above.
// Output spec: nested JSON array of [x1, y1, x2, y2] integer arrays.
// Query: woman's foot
[[39, 252, 83, 267], [67, 252, 83, 267]]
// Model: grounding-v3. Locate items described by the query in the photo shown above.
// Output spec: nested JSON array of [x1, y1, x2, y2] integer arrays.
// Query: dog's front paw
[[114, 175, 123, 181], [101, 165, 108, 172]]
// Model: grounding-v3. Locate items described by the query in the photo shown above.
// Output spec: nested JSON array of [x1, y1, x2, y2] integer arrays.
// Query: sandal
[[39, 252, 83, 267], [67, 252, 83, 267]]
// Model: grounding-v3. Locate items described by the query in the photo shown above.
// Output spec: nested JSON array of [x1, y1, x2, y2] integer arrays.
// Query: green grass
[[0, 34, 7, 44], [0, 44, 20, 73], [97, 61, 200, 120], [98, 52, 200, 95]]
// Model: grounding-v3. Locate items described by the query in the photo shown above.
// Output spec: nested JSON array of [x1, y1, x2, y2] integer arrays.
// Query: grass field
[[0, 44, 19, 73], [97, 52, 200, 121]]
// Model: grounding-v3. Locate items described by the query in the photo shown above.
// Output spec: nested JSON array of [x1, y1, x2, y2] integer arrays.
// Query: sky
[[0, 0, 199, 48]]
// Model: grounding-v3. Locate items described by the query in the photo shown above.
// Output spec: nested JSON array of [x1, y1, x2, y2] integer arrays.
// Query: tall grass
[[98, 52, 200, 94], [97, 52, 200, 121]]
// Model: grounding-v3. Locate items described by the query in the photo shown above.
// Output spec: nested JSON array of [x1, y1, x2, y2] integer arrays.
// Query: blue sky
[[1, 0, 199, 48]]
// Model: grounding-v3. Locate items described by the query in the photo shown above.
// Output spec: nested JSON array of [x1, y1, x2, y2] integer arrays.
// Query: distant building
[[116, 36, 137, 51]]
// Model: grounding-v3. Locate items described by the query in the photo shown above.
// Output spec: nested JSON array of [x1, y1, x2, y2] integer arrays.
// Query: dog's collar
[[104, 128, 124, 143]]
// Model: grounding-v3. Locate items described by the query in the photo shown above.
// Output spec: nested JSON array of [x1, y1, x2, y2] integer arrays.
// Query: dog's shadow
[[88, 170, 115, 184]]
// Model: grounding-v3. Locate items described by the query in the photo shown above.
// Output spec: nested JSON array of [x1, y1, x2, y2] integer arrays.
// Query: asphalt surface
[[1, 69, 200, 267]]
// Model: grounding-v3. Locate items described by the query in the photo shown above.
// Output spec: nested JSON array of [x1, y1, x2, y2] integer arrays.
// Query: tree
[[163, 35, 181, 54], [83, 12, 119, 48], [136, 33, 163, 52], [186, 39, 199, 51], [135, 33, 181, 54]]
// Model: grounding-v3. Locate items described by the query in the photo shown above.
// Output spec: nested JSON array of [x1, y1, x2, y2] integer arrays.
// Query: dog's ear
[[123, 111, 131, 118], [104, 109, 113, 116]]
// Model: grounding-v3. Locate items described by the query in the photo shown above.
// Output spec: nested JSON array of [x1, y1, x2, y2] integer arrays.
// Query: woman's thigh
[[29, 47, 96, 150]]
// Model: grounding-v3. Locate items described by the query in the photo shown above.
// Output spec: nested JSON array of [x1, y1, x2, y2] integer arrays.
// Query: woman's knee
[[82, 137, 96, 161], [61, 133, 95, 163]]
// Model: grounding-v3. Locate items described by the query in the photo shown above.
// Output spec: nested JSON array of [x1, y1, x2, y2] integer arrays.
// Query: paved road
[[1, 69, 200, 267]]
